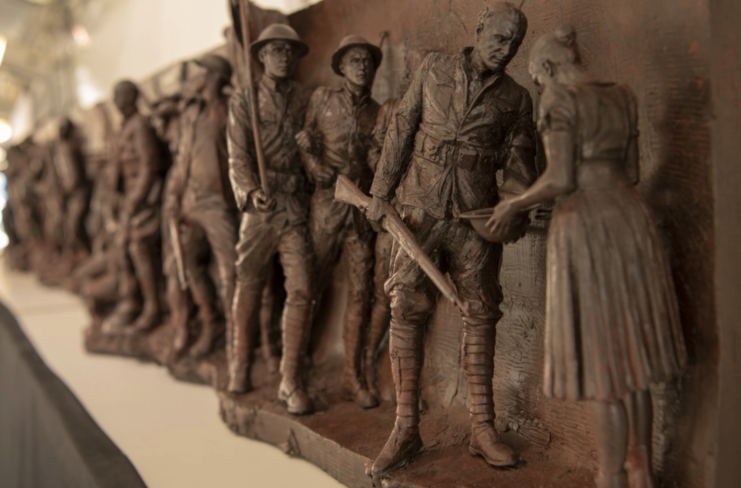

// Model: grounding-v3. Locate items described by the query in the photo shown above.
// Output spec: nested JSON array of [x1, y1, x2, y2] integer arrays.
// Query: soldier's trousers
[[119, 206, 161, 314], [366, 232, 393, 380], [231, 213, 313, 386], [64, 189, 89, 251], [310, 204, 375, 388], [179, 200, 238, 330], [386, 206, 504, 429]]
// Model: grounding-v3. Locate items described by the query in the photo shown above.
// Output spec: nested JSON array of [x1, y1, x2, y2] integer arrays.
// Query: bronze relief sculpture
[[55, 118, 91, 267], [226, 24, 316, 415], [163, 54, 238, 359], [3, 0, 715, 485], [297, 35, 383, 409], [363, 96, 400, 401], [487, 25, 687, 488], [102, 80, 165, 335], [364, 3, 536, 477]]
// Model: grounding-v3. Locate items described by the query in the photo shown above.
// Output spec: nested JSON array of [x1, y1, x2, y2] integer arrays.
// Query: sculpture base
[[217, 357, 597, 488], [84, 318, 172, 364], [84, 319, 228, 391], [85, 320, 596, 487]]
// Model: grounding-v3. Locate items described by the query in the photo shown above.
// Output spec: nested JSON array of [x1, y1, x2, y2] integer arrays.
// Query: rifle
[[335, 175, 469, 314], [168, 216, 188, 291], [237, 0, 270, 198]]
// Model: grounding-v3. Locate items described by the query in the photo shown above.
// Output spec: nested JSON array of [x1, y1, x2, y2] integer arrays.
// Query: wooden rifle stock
[[334, 175, 468, 314]]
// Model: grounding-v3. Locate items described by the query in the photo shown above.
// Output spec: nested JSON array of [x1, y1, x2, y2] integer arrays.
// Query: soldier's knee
[[462, 300, 503, 327], [285, 282, 311, 308], [220, 262, 236, 284], [389, 287, 434, 325], [374, 286, 390, 307], [127, 238, 145, 256]]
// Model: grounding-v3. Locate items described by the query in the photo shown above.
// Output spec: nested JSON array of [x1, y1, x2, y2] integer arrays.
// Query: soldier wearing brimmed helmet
[[163, 54, 239, 359], [227, 24, 316, 416], [295, 35, 382, 410]]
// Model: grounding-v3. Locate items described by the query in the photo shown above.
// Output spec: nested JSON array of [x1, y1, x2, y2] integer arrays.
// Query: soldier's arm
[[298, 88, 326, 179], [500, 89, 538, 196], [227, 88, 260, 212], [370, 54, 432, 200], [125, 119, 159, 215], [163, 107, 192, 214], [368, 100, 395, 173]]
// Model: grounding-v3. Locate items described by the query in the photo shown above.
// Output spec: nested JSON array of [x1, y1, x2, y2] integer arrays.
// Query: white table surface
[[0, 266, 343, 488]]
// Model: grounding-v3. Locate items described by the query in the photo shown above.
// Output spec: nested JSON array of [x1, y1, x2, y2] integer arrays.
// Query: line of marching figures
[[2, 3, 689, 486]]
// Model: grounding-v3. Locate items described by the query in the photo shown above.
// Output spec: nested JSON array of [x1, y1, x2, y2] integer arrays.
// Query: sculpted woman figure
[[487, 26, 687, 488]]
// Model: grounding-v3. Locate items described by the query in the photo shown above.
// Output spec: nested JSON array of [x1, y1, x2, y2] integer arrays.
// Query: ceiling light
[[73, 25, 91, 49]]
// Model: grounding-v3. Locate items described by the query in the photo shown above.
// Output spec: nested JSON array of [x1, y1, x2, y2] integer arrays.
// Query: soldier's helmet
[[195, 54, 233, 84], [250, 24, 309, 60], [331, 35, 383, 77]]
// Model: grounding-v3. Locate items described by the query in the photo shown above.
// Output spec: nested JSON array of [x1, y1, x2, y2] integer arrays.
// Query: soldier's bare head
[[473, 2, 528, 73], [259, 40, 299, 81], [339, 46, 376, 90], [113, 80, 139, 116], [529, 25, 583, 87]]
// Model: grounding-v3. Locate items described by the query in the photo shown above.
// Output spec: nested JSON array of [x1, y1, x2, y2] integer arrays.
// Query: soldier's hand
[[164, 201, 180, 220], [295, 131, 317, 154], [486, 200, 516, 236], [312, 165, 336, 187], [365, 195, 389, 233], [251, 189, 276, 212]]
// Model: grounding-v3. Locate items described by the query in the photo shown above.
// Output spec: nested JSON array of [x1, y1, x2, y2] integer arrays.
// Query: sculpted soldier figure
[[55, 117, 90, 263], [365, 3, 536, 475], [151, 94, 183, 158], [164, 55, 238, 357], [103, 80, 165, 334], [4, 140, 41, 269], [363, 50, 426, 398], [227, 24, 314, 415], [488, 26, 687, 488], [362, 97, 399, 399], [36, 142, 64, 260], [297, 35, 382, 409]]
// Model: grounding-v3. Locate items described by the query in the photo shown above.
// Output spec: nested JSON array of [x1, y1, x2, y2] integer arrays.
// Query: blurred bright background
[[0, 0, 321, 250]]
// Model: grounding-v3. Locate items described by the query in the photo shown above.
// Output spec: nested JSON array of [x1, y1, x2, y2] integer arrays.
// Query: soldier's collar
[[342, 83, 371, 106], [462, 47, 502, 83], [260, 75, 292, 95]]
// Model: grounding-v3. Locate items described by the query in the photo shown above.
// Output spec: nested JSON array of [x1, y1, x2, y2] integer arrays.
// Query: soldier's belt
[[266, 169, 304, 193], [413, 131, 501, 172]]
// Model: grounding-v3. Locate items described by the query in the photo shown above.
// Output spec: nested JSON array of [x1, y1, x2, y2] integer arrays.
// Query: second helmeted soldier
[[297, 35, 382, 409]]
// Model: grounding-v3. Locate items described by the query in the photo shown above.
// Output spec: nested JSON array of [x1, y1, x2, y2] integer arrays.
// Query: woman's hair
[[531, 25, 581, 68]]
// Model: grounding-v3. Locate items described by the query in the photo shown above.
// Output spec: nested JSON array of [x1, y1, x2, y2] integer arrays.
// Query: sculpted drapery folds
[[487, 26, 686, 488], [365, 3, 537, 478], [227, 24, 315, 416]]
